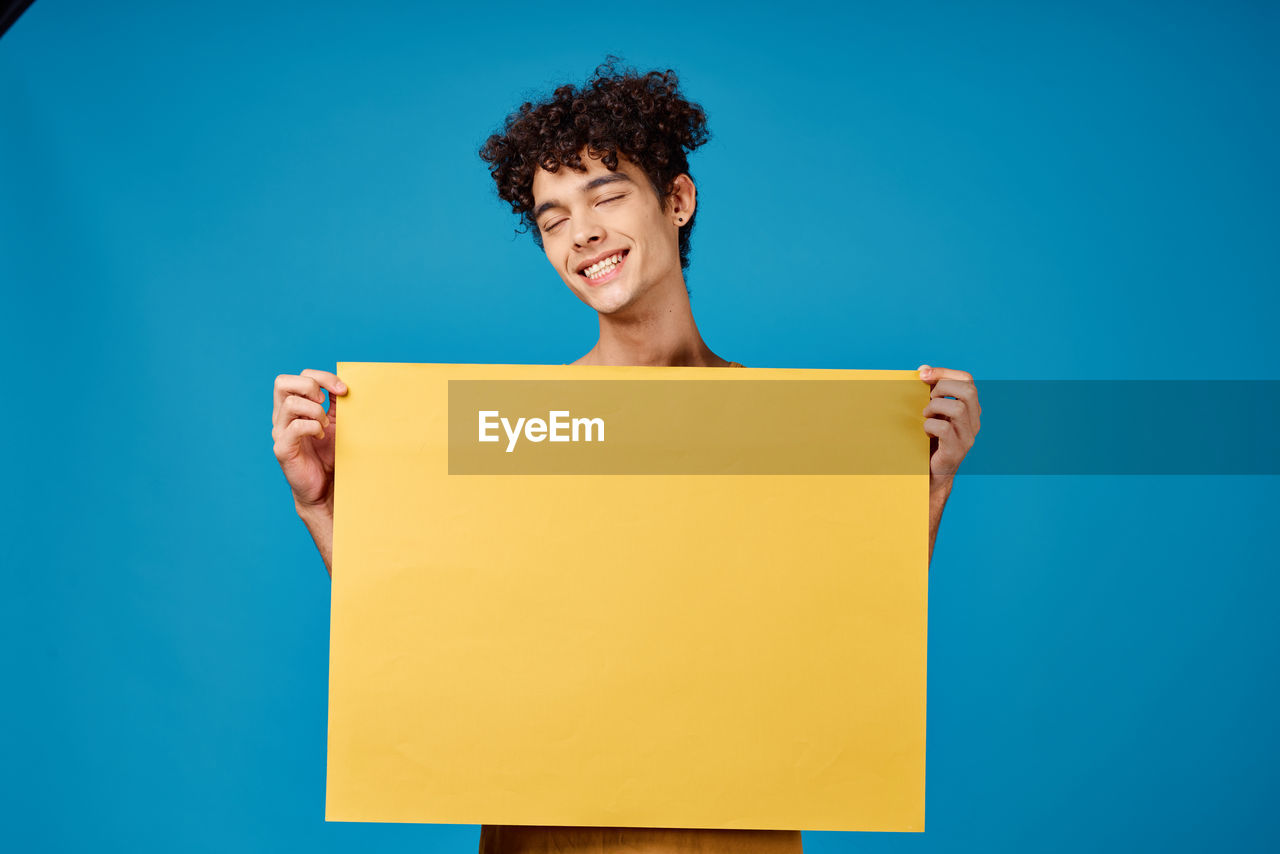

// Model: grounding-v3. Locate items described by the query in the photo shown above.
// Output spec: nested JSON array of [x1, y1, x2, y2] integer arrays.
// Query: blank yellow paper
[[327, 363, 930, 831]]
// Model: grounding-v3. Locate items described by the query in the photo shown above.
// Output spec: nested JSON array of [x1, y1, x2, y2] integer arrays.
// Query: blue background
[[2, 0, 1276, 850]]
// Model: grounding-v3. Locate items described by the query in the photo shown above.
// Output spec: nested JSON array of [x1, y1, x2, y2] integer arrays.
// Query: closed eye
[[598, 194, 626, 205]]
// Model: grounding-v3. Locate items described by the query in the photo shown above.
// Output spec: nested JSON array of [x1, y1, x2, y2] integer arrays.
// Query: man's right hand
[[272, 368, 348, 515]]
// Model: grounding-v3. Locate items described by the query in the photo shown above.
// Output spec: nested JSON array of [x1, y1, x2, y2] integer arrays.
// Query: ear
[[667, 174, 697, 226]]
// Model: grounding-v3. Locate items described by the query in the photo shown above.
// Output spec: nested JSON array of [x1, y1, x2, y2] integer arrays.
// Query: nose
[[572, 215, 605, 250]]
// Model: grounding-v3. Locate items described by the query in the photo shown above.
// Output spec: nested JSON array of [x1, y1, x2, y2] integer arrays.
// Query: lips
[[578, 248, 627, 275], [576, 249, 629, 281]]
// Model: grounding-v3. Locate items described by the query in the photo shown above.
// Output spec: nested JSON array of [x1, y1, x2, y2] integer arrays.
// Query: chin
[[574, 283, 635, 315], [586, 296, 631, 316]]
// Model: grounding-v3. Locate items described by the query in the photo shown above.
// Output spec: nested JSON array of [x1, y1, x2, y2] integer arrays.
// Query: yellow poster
[[327, 362, 930, 831]]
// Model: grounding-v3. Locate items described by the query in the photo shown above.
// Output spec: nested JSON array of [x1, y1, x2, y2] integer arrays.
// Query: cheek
[[542, 241, 569, 278]]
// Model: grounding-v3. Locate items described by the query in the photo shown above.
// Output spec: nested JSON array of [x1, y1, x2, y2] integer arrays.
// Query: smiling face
[[531, 150, 695, 316]]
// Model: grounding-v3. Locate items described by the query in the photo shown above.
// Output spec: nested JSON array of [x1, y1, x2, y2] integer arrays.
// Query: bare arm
[[928, 476, 953, 565], [296, 500, 335, 577]]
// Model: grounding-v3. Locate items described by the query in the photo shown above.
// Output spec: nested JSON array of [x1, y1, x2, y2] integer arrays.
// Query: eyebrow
[[533, 172, 634, 222]]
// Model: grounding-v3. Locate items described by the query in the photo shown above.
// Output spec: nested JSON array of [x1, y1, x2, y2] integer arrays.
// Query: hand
[[272, 368, 348, 513], [918, 365, 981, 484]]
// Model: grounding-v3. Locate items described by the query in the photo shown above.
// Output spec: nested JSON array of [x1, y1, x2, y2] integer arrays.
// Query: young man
[[271, 60, 981, 854]]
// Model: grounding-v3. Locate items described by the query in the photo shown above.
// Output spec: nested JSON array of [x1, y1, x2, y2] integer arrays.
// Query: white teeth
[[582, 253, 624, 278]]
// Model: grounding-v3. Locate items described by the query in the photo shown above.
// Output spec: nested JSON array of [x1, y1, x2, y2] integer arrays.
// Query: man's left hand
[[918, 365, 981, 487]]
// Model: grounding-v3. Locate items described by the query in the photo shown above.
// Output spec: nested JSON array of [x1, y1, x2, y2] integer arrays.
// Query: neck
[[573, 275, 731, 368]]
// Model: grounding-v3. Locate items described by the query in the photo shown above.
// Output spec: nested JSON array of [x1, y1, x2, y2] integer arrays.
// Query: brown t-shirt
[[479, 359, 802, 854]]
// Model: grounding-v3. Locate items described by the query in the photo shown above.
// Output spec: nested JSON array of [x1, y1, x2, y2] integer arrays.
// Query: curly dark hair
[[479, 57, 711, 271]]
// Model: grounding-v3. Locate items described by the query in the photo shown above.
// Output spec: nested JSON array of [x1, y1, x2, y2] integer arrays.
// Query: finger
[[926, 378, 981, 428], [918, 365, 974, 384], [274, 374, 325, 424], [930, 377, 974, 395], [273, 370, 348, 424], [923, 396, 965, 420], [301, 368, 347, 422], [289, 417, 325, 441], [923, 417, 962, 473], [277, 394, 331, 431], [931, 376, 976, 395], [301, 368, 348, 397], [922, 417, 954, 440], [923, 397, 975, 445], [928, 379, 981, 426], [273, 418, 325, 460]]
